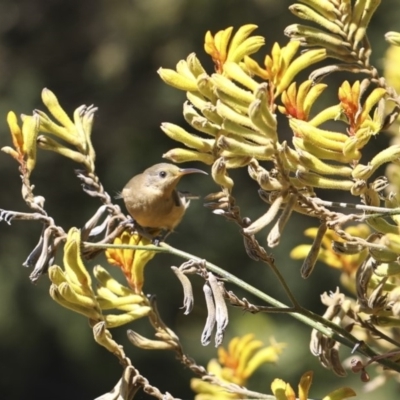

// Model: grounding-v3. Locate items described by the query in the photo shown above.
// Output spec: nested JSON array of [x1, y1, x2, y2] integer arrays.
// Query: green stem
[[84, 241, 400, 372]]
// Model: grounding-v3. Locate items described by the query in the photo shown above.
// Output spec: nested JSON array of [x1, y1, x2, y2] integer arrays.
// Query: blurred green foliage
[[1, 0, 400, 399]]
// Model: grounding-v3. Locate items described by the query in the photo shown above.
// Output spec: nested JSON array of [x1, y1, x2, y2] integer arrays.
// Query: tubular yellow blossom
[[353, 0, 381, 47], [342, 136, 363, 160], [212, 157, 234, 190], [176, 59, 197, 80], [97, 294, 145, 311], [37, 135, 87, 165], [205, 26, 233, 72], [300, 122, 348, 143], [217, 135, 274, 160], [187, 53, 207, 77], [41, 88, 76, 133], [385, 31, 400, 47], [1, 146, 20, 161], [290, 119, 348, 151], [49, 284, 101, 320], [347, 0, 368, 41], [308, 104, 343, 126], [298, 371, 313, 400], [271, 371, 356, 400], [323, 387, 357, 400], [204, 25, 264, 73], [229, 333, 254, 361], [276, 45, 326, 95], [93, 266, 136, 297], [223, 61, 259, 91], [352, 145, 400, 180], [222, 120, 271, 145], [254, 84, 277, 129], [214, 87, 249, 114], [58, 282, 98, 308], [245, 41, 301, 94], [271, 378, 296, 400], [303, 83, 328, 117], [295, 0, 338, 21], [186, 91, 209, 111], [296, 170, 354, 190], [34, 109, 81, 148], [104, 307, 151, 328], [280, 40, 301, 71], [292, 137, 355, 163], [338, 80, 385, 138], [105, 231, 156, 294], [211, 74, 254, 105], [161, 122, 213, 152], [241, 341, 286, 379], [48, 265, 87, 296], [243, 194, 283, 235], [360, 87, 386, 122], [163, 148, 214, 165], [249, 100, 278, 140], [285, 24, 349, 48], [63, 228, 93, 291], [226, 25, 265, 63], [157, 67, 198, 91], [192, 334, 287, 389], [201, 103, 223, 125], [6, 111, 24, 156], [298, 150, 353, 176], [127, 330, 176, 350], [225, 337, 264, 370], [383, 233, 400, 255], [216, 101, 254, 129], [289, 4, 344, 35], [197, 74, 218, 102], [21, 115, 39, 175]]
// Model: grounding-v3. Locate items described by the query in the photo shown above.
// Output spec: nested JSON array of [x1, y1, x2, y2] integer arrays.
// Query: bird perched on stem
[[120, 163, 207, 241]]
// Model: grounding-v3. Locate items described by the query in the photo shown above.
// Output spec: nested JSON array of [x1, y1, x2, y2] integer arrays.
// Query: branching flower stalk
[[87, 240, 400, 375], [3, 1, 400, 399]]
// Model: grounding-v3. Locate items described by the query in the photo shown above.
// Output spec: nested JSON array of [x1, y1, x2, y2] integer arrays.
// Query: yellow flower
[[106, 231, 155, 294], [338, 80, 386, 137], [245, 42, 326, 97], [271, 371, 356, 400], [49, 229, 151, 328], [290, 224, 370, 277], [191, 334, 286, 399], [279, 80, 327, 120], [2, 111, 39, 176], [204, 25, 265, 74], [384, 44, 400, 93]]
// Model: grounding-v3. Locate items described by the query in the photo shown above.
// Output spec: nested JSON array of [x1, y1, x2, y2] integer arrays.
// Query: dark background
[[0, 0, 399, 399]]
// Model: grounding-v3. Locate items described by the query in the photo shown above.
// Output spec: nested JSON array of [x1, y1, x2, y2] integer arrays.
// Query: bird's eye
[[159, 171, 167, 178]]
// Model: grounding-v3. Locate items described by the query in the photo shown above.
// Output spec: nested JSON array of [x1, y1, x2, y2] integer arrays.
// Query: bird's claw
[[0, 210, 16, 225]]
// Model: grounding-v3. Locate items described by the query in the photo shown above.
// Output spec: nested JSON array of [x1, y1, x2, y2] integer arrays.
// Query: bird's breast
[[122, 187, 186, 230]]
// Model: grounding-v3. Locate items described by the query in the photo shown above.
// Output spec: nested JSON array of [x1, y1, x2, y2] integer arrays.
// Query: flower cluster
[[191, 334, 285, 399]]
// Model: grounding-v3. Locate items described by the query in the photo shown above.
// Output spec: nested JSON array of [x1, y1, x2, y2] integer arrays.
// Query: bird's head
[[143, 163, 207, 195]]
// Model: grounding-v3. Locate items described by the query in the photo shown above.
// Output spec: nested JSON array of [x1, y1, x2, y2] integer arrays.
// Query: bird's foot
[[152, 230, 172, 246]]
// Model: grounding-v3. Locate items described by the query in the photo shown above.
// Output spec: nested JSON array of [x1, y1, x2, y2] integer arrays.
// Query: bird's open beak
[[178, 168, 208, 176]]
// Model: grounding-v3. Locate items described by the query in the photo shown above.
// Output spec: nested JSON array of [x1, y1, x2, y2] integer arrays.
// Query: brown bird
[[120, 163, 207, 239]]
